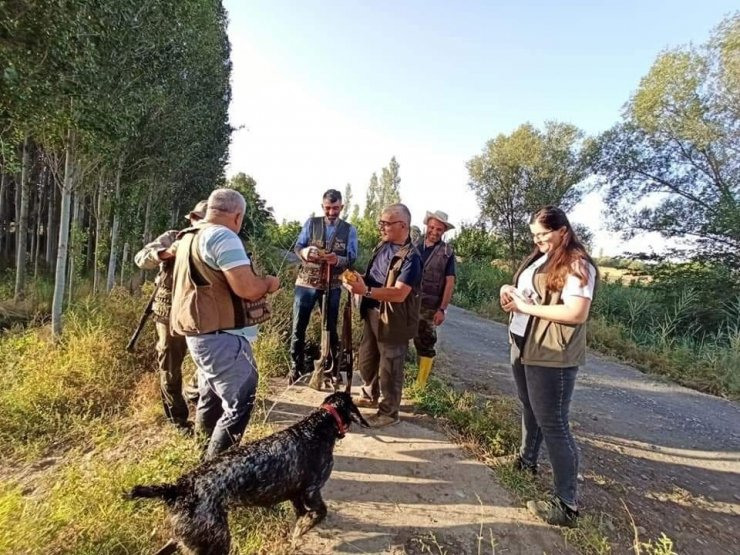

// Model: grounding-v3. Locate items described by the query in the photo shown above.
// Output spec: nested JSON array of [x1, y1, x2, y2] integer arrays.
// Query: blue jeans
[[186, 333, 258, 459], [290, 285, 341, 372], [511, 335, 579, 509]]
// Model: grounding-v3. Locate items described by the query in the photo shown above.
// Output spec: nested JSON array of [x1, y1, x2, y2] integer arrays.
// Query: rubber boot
[[416, 356, 434, 389]]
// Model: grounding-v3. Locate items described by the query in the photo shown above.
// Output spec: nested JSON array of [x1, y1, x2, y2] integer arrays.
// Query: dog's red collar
[[321, 403, 348, 435]]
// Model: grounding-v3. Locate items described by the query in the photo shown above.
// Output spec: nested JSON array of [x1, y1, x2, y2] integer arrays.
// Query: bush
[[453, 261, 511, 314]]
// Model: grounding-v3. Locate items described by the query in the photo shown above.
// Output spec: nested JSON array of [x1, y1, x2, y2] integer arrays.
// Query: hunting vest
[[519, 268, 597, 368], [418, 240, 453, 309], [362, 240, 421, 345], [295, 217, 351, 290], [152, 258, 175, 324], [170, 225, 270, 336]]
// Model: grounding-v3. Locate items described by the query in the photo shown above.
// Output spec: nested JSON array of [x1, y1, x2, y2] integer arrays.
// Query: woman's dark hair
[[514, 205, 598, 293]]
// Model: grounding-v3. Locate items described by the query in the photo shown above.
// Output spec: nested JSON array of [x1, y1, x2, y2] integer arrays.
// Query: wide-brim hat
[[423, 210, 454, 231], [185, 200, 208, 221]]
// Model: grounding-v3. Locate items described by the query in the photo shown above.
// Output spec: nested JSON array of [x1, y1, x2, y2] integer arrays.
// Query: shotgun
[[308, 263, 336, 390], [126, 283, 160, 352], [339, 287, 353, 393]]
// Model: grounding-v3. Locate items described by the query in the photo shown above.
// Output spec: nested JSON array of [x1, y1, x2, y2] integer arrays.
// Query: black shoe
[[527, 497, 579, 528], [513, 455, 538, 476]]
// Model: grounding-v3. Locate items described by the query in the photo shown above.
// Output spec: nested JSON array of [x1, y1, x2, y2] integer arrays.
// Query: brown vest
[[170, 225, 269, 336], [295, 217, 351, 290], [362, 240, 421, 344], [519, 270, 596, 368], [417, 239, 453, 309]]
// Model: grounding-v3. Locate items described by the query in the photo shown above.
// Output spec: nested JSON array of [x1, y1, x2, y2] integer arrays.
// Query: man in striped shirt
[[171, 188, 280, 458]]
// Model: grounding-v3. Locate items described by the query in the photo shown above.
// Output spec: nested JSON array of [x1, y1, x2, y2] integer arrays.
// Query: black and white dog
[[127, 392, 369, 555]]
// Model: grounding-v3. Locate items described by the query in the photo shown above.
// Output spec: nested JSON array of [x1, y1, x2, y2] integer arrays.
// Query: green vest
[[520, 270, 597, 368]]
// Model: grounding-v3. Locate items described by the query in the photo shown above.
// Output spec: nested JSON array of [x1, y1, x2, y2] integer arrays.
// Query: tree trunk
[[30, 170, 42, 278], [0, 172, 7, 260], [14, 171, 20, 256], [46, 172, 56, 267], [34, 175, 46, 278], [142, 186, 153, 244], [106, 158, 124, 292], [93, 178, 105, 293], [68, 193, 82, 304], [120, 241, 129, 287], [4, 177, 16, 260], [170, 206, 180, 228], [85, 197, 94, 274], [52, 131, 75, 339], [14, 137, 31, 302], [140, 186, 153, 283]]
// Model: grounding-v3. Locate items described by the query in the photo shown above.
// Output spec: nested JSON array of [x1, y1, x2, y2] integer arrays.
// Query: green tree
[[363, 172, 379, 220], [588, 13, 740, 268], [1, 0, 232, 336], [342, 183, 353, 218], [467, 122, 588, 269], [228, 173, 276, 240], [379, 156, 401, 206], [449, 222, 504, 261]]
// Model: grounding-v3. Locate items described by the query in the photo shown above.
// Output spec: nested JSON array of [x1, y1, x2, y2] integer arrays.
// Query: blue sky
[[223, 1, 737, 256]]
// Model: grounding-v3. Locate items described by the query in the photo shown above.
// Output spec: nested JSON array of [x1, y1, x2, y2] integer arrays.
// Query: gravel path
[[437, 305, 740, 554]]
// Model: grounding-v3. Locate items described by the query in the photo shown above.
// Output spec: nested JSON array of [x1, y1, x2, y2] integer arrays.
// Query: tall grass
[[0, 274, 301, 552], [453, 261, 510, 320], [0, 288, 156, 460]]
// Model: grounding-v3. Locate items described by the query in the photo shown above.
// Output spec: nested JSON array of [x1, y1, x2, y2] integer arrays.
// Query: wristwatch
[[439, 307, 447, 314], [364, 287, 373, 298]]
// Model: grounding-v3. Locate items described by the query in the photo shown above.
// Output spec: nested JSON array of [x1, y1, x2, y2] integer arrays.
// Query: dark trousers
[[511, 335, 579, 509], [290, 285, 341, 372]]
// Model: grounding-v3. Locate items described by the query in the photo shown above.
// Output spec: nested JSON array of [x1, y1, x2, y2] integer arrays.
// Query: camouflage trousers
[[413, 307, 439, 358]]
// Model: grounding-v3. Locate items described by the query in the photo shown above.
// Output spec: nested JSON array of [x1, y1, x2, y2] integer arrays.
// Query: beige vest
[[295, 217, 351, 290], [170, 226, 269, 336]]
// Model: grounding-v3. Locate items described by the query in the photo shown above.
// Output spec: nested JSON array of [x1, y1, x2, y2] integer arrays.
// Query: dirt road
[[268, 306, 738, 554], [438, 306, 740, 554], [268, 384, 572, 554]]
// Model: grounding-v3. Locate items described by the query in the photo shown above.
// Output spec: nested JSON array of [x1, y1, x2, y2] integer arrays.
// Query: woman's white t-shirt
[[509, 255, 597, 337]]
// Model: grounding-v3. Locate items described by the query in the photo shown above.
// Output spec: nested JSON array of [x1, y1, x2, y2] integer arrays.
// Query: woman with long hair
[[500, 206, 599, 527]]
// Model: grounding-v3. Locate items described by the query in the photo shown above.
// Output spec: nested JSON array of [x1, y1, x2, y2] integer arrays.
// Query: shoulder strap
[[187, 229, 209, 287]]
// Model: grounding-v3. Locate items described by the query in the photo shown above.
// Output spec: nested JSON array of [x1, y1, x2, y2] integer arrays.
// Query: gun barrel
[[126, 284, 160, 352]]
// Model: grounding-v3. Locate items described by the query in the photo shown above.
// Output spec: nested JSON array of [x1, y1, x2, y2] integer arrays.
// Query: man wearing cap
[[134, 200, 207, 432], [413, 210, 456, 388], [289, 189, 358, 384]]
